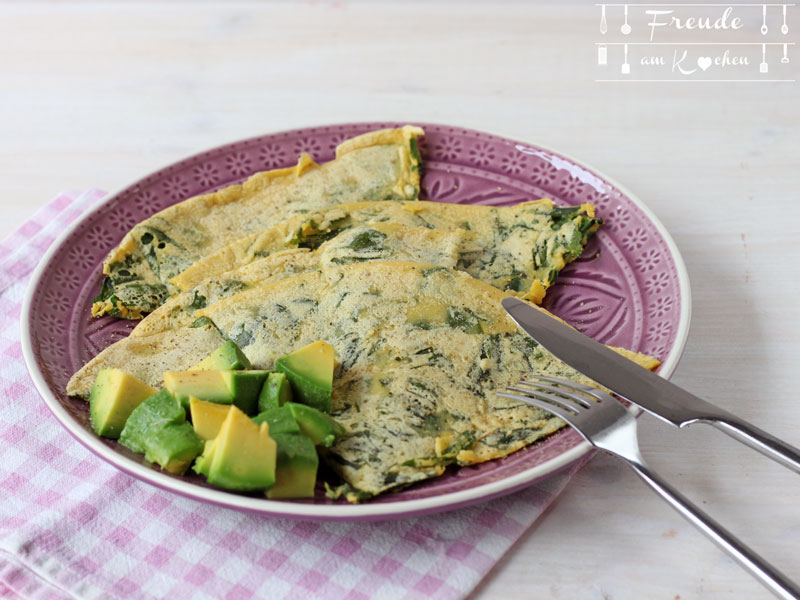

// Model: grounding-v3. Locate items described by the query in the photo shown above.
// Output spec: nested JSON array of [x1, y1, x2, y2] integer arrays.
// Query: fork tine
[[524, 375, 612, 403], [496, 391, 577, 423], [504, 385, 584, 415], [516, 380, 595, 408]]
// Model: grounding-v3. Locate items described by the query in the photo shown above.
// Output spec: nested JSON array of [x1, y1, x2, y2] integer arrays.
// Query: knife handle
[[704, 415, 800, 474]]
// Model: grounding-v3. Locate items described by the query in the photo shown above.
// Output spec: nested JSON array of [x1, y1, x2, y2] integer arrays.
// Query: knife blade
[[501, 297, 800, 474], [501, 297, 716, 426]]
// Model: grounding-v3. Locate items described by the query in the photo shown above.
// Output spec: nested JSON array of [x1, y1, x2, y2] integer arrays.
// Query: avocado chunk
[[119, 389, 185, 452], [267, 433, 319, 499], [164, 370, 229, 406], [286, 402, 345, 447], [119, 389, 203, 474], [144, 423, 205, 475], [275, 340, 335, 413], [253, 405, 301, 435], [193, 405, 277, 491], [193, 440, 214, 477], [225, 371, 268, 414], [189, 397, 233, 440], [191, 340, 252, 371], [257, 372, 293, 412], [164, 370, 268, 415], [89, 369, 157, 439]]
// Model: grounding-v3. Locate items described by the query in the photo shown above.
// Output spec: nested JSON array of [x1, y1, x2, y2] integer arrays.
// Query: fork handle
[[627, 460, 800, 600], [703, 415, 800, 475]]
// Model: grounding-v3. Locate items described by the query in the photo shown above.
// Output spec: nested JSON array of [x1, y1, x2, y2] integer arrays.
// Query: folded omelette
[[93, 125, 424, 319], [69, 261, 658, 498], [127, 199, 601, 339], [171, 198, 599, 295]]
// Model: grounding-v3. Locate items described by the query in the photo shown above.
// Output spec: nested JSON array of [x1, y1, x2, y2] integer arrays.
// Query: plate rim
[[20, 122, 691, 520]]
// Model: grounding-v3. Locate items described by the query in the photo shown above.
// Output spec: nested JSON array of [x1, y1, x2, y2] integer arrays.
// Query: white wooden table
[[2, 2, 798, 598]]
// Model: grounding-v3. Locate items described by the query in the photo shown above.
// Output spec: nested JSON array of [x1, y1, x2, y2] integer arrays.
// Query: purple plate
[[21, 123, 691, 520]]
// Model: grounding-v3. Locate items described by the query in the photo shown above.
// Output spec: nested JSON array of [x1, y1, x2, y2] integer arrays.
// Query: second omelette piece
[[171, 199, 601, 303], [130, 197, 601, 339]]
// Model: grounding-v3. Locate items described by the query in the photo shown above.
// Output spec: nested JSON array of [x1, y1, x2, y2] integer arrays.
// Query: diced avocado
[[275, 340, 334, 413], [191, 340, 252, 371], [88, 369, 157, 439], [144, 423, 204, 474], [286, 402, 345, 447], [267, 433, 318, 499], [193, 439, 215, 477], [119, 389, 185, 453], [164, 370, 230, 406], [164, 370, 268, 415], [193, 405, 276, 491], [226, 371, 269, 415], [119, 389, 202, 475], [257, 372, 293, 412], [189, 397, 233, 440], [253, 405, 301, 435]]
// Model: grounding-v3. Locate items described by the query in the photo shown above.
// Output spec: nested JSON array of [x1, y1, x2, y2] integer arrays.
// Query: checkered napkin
[[0, 191, 588, 600]]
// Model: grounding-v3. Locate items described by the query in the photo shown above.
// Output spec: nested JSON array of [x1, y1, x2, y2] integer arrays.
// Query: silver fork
[[499, 376, 800, 600]]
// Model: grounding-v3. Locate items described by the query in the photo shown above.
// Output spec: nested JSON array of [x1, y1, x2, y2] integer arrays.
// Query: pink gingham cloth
[[0, 191, 588, 600]]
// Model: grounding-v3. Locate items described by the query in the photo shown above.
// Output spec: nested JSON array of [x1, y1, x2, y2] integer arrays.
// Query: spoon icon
[[761, 4, 768, 35], [621, 4, 631, 35], [600, 4, 608, 34], [782, 4, 789, 35]]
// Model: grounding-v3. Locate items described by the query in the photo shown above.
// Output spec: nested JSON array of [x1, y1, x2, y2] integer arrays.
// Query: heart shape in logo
[[697, 56, 712, 71]]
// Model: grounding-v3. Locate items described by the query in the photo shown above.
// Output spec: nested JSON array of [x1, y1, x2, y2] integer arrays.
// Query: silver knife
[[502, 297, 800, 474]]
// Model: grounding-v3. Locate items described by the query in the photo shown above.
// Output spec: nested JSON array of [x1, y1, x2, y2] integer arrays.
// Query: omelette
[[68, 261, 658, 498], [171, 199, 600, 303], [128, 197, 600, 339], [92, 125, 424, 319], [128, 224, 468, 338]]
